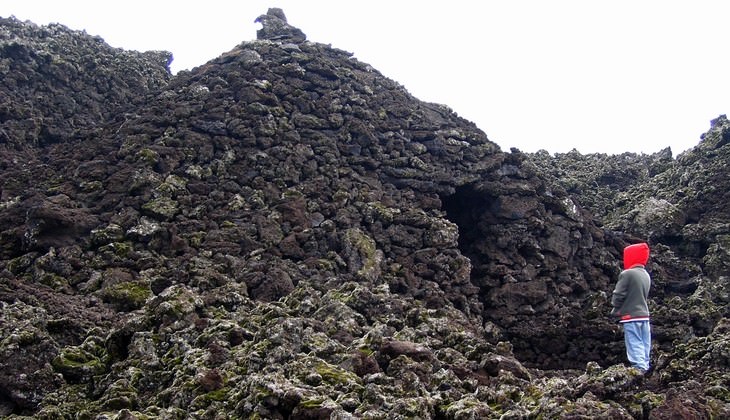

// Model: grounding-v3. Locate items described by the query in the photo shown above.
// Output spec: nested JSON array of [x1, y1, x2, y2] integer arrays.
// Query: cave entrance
[[441, 184, 494, 281], [440, 183, 624, 370], [0, 386, 18, 416]]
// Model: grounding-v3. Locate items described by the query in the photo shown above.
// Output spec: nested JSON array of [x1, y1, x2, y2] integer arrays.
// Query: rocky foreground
[[1, 9, 729, 419]]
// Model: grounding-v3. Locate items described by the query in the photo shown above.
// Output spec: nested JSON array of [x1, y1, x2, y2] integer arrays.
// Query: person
[[611, 242, 652, 373]]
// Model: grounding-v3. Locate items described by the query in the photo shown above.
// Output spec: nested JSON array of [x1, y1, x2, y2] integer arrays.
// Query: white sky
[[2, 1, 729, 155]]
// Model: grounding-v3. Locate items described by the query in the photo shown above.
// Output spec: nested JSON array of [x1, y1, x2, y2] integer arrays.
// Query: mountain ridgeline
[[1, 9, 729, 419]]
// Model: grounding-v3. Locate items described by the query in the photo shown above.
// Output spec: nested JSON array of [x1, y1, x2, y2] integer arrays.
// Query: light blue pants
[[623, 320, 651, 371]]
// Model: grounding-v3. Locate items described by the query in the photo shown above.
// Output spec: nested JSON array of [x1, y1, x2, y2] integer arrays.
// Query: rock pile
[[0, 9, 728, 418]]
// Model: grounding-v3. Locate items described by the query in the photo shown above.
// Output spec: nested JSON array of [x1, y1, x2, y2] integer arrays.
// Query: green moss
[[246, 102, 272, 115], [38, 273, 69, 290], [220, 220, 236, 228], [185, 164, 213, 180], [211, 387, 231, 402], [633, 390, 666, 411], [282, 189, 304, 198], [299, 397, 326, 409], [142, 196, 179, 220], [315, 361, 361, 386], [7, 253, 36, 274], [113, 242, 134, 257], [160, 353, 184, 367], [136, 148, 160, 166], [114, 413, 154, 420], [366, 201, 400, 223], [344, 228, 381, 281], [253, 384, 274, 400], [333, 189, 350, 202], [154, 174, 188, 197], [100, 281, 151, 311], [101, 395, 136, 411], [33, 383, 102, 419], [97, 241, 133, 258], [90, 224, 126, 247], [323, 289, 350, 304], [52, 346, 106, 381], [313, 258, 336, 271], [358, 347, 374, 357], [706, 385, 730, 402], [187, 231, 206, 248], [79, 180, 103, 192], [14, 329, 40, 346], [440, 397, 483, 415], [45, 176, 68, 193]]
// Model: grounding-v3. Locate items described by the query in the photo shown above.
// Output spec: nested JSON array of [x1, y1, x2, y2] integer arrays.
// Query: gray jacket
[[611, 265, 651, 321]]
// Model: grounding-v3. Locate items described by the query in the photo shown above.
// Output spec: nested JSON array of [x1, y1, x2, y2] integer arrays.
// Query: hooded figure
[[611, 242, 652, 373]]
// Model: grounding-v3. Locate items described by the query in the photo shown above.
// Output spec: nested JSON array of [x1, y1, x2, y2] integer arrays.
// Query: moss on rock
[[99, 281, 152, 311]]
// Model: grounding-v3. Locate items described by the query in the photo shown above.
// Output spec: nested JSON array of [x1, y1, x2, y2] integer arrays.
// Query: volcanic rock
[[1, 11, 729, 419]]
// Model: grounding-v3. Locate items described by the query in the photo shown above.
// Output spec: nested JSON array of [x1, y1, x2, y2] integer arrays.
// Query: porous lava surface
[[1, 10, 728, 419]]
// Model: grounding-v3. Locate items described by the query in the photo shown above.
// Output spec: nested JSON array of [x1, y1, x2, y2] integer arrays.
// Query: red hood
[[623, 242, 650, 269]]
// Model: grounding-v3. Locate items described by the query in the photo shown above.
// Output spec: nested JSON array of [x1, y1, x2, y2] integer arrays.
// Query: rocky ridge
[[0, 9, 728, 419]]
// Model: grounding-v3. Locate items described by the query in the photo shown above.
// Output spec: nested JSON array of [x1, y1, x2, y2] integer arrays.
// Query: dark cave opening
[[0, 385, 18, 416], [441, 184, 494, 278], [440, 184, 624, 370]]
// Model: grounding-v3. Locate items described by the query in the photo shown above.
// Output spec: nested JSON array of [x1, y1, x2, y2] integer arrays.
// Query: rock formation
[[255, 8, 307, 43], [0, 11, 728, 419]]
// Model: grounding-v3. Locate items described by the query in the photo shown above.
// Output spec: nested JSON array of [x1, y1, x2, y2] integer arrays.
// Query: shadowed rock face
[[1, 12, 729, 419]]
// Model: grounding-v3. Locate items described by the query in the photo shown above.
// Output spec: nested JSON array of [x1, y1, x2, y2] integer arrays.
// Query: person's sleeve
[[611, 274, 629, 314]]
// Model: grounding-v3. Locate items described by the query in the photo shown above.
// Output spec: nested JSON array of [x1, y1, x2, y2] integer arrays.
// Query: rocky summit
[[1, 8, 729, 419]]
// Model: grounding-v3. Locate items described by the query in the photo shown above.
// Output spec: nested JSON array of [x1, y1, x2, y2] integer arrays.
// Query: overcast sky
[[3, 1, 729, 155]]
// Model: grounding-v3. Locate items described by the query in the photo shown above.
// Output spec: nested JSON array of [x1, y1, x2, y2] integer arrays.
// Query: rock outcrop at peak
[[1, 10, 729, 419], [255, 7, 307, 43]]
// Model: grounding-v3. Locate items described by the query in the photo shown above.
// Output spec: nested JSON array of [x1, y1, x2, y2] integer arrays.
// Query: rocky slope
[[0, 10, 728, 419]]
